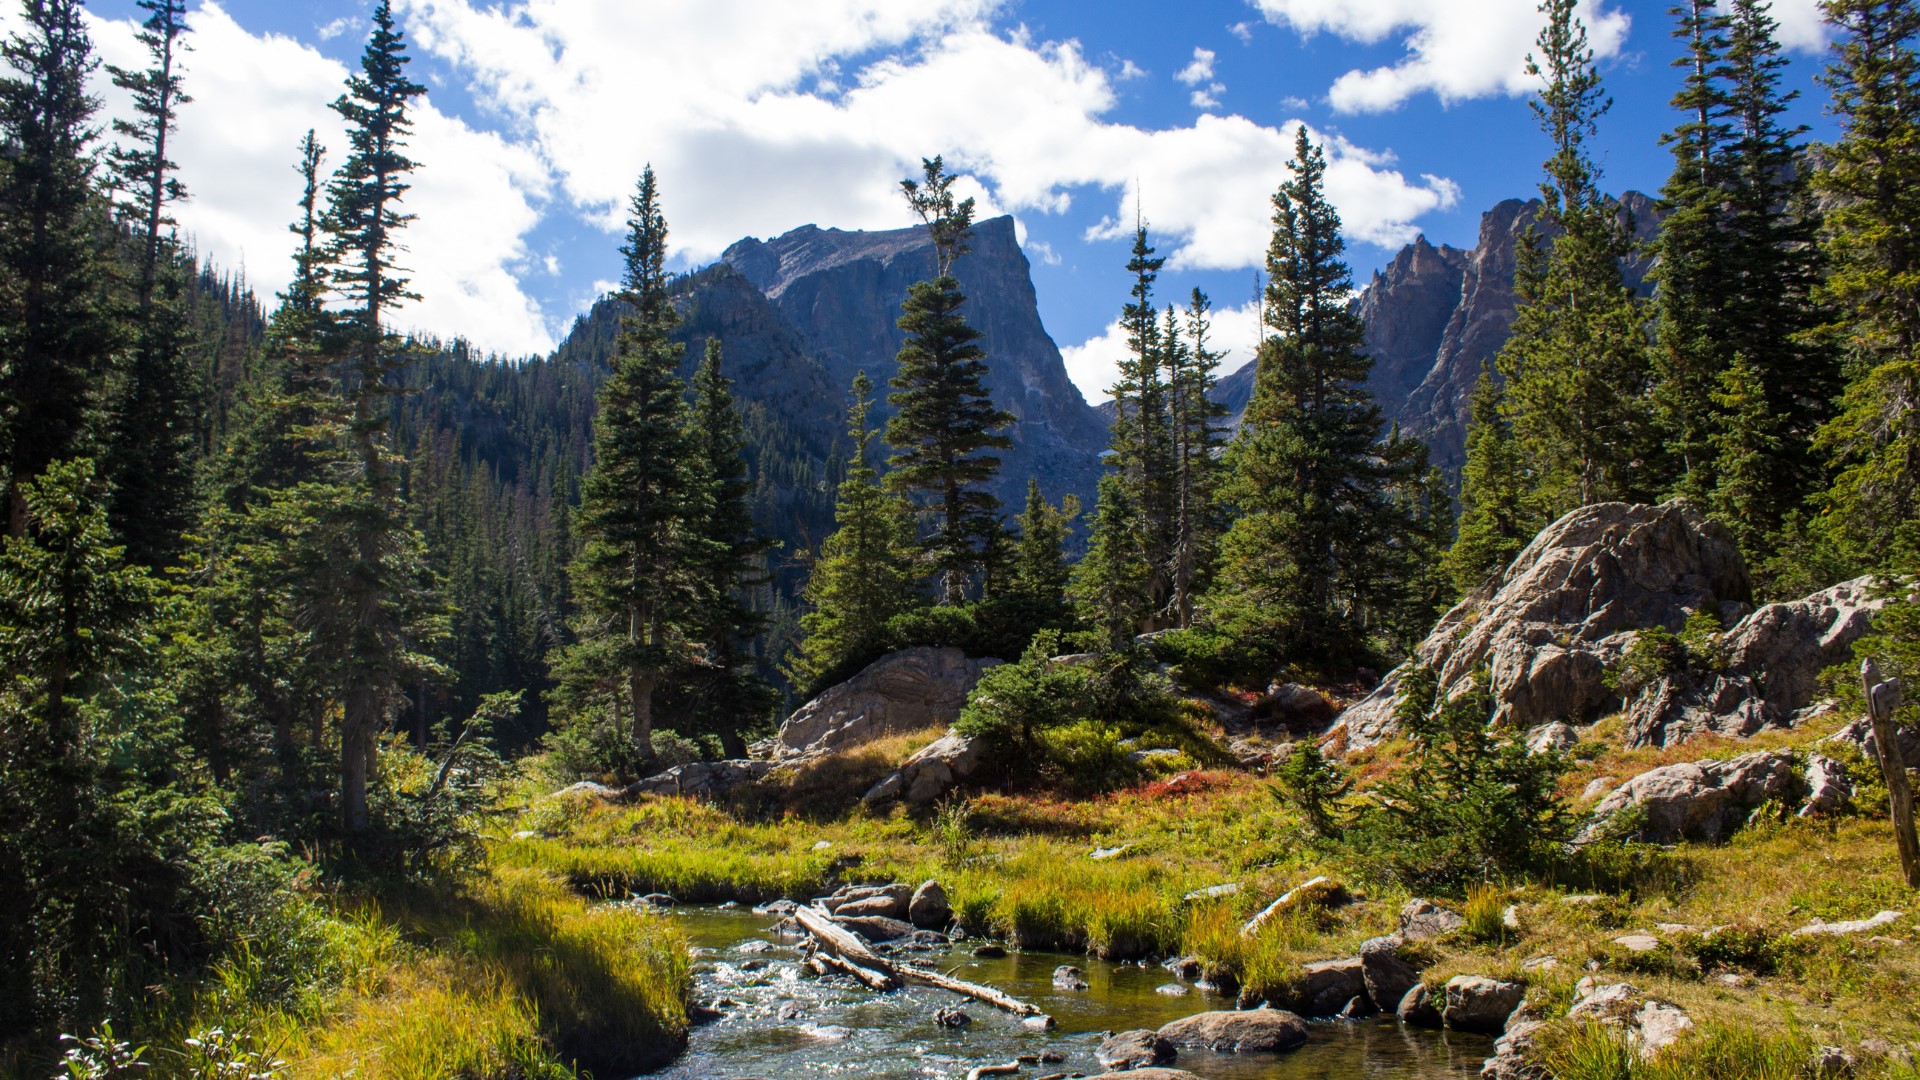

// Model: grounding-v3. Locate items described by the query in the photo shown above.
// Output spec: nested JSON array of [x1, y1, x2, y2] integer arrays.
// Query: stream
[[643, 906, 1496, 1080]]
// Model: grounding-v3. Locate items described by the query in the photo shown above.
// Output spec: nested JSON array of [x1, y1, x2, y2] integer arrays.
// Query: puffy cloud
[[1248, 0, 1633, 112], [1765, 0, 1831, 52], [1062, 300, 1266, 404], [1176, 46, 1216, 85], [2, 2, 557, 356], [402, 3, 1458, 273]]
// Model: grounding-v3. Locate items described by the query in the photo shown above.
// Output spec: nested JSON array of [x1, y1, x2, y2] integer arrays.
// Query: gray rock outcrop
[[761, 648, 999, 762], [908, 880, 951, 930], [862, 732, 983, 806], [1287, 957, 1368, 1016], [1336, 502, 1750, 752], [1578, 750, 1842, 843], [1626, 577, 1887, 746], [1157, 1009, 1310, 1053], [1566, 981, 1694, 1061], [1360, 936, 1419, 1013], [625, 759, 775, 799], [1399, 898, 1467, 941]]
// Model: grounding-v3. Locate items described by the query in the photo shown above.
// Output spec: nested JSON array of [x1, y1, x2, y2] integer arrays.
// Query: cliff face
[[1216, 190, 1664, 475], [722, 215, 1108, 512]]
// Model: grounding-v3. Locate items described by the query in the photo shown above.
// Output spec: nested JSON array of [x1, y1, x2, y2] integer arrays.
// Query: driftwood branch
[[792, 904, 1043, 1016]]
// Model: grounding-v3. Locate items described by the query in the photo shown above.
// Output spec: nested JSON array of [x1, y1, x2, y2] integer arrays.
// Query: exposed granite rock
[[625, 759, 775, 799], [1398, 983, 1443, 1028], [1285, 957, 1369, 1016], [1360, 936, 1419, 1015], [1626, 577, 1887, 746], [1578, 750, 1809, 843], [761, 647, 999, 762], [908, 880, 952, 930], [1335, 502, 1750, 752], [863, 732, 984, 807], [1481, 1020, 1551, 1080], [1400, 898, 1467, 941]]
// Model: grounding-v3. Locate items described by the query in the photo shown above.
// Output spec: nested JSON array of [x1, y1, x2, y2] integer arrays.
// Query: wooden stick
[[895, 962, 1044, 1016], [965, 1065, 1021, 1080], [815, 950, 899, 992], [1864, 659, 1920, 889], [793, 906, 903, 990]]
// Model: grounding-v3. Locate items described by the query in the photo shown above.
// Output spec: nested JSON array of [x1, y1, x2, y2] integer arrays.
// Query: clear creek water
[[642, 905, 1496, 1080]]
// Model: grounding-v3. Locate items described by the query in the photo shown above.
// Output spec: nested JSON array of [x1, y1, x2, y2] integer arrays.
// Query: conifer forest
[[6, 0, 1920, 1077]]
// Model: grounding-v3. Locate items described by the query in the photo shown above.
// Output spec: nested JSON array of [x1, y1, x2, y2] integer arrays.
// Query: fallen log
[[792, 904, 1042, 1016], [896, 962, 1044, 1017], [965, 1065, 1021, 1080]]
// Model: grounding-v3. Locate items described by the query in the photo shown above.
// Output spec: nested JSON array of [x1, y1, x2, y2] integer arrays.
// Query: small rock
[[1157, 1009, 1310, 1053], [638, 892, 677, 907], [1503, 905, 1522, 931], [1398, 983, 1443, 1029], [909, 880, 952, 930], [734, 939, 772, 954], [1869, 936, 1908, 946], [1481, 1020, 1551, 1080], [754, 899, 798, 916], [1359, 936, 1417, 1015], [1039, 1049, 1066, 1063], [1811, 1045, 1856, 1077], [1633, 1000, 1694, 1060], [1090, 844, 1131, 861], [1162, 955, 1202, 981], [1801, 755, 1854, 817], [1521, 956, 1560, 972], [1020, 1015, 1056, 1032], [972, 944, 1008, 958], [717, 900, 741, 910], [1084, 1071, 1204, 1080], [1612, 934, 1662, 953], [1441, 975, 1525, 1034], [1399, 898, 1467, 941], [1562, 894, 1607, 906], [1155, 983, 1189, 996], [933, 1006, 972, 1029], [1581, 777, 1618, 801], [1525, 721, 1580, 755], [1792, 910, 1903, 937], [811, 840, 832, 850], [1053, 965, 1089, 990], [1291, 956, 1368, 1017], [1568, 982, 1642, 1023], [1097, 1029, 1175, 1069], [837, 894, 908, 920]]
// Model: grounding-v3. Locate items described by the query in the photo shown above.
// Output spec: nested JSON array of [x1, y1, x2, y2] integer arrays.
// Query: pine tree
[[681, 337, 776, 756], [1709, 353, 1786, 555], [1071, 473, 1150, 648], [320, 0, 440, 831], [1209, 126, 1429, 673], [1650, 0, 1737, 502], [103, 0, 198, 569], [1106, 223, 1175, 619], [885, 156, 1014, 605], [1445, 364, 1543, 592], [1007, 476, 1079, 605], [792, 372, 920, 691], [0, 0, 119, 536], [561, 167, 699, 765], [1498, 0, 1655, 512], [1166, 290, 1229, 626], [1812, 0, 1920, 558]]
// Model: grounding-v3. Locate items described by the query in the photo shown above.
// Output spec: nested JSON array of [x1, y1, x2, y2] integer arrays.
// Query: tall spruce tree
[[792, 372, 920, 691], [103, 0, 198, 569], [1072, 473, 1150, 648], [1445, 364, 1542, 592], [1103, 223, 1175, 621], [885, 156, 1014, 605], [321, 0, 440, 831], [0, 0, 118, 537], [1812, 0, 1920, 558], [1209, 126, 1431, 672], [561, 167, 699, 764], [680, 337, 776, 756], [1166, 290, 1228, 626], [1498, 0, 1655, 512], [1007, 476, 1079, 606]]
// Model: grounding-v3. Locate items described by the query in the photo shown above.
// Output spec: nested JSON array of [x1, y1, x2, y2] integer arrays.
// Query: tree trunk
[[342, 683, 376, 832], [628, 665, 658, 763]]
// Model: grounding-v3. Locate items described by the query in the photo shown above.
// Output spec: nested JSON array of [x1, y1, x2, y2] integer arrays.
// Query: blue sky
[[63, 0, 1840, 399]]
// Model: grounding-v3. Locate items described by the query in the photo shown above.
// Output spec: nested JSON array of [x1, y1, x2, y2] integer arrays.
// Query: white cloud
[[1229, 21, 1257, 43], [1765, 0, 1831, 52], [1191, 83, 1225, 109], [1176, 46, 1216, 85], [1248, 0, 1633, 112], [54, 2, 556, 357], [316, 16, 361, 42], [1115, 57, 1147, 80], [400, 4, 1456, 276], [1063, 300, 1267, 403]]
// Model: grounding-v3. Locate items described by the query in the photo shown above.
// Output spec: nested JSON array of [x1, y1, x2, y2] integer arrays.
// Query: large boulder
[[1157, 1009, 1310, 1053], [1336, 502, 1749, 752], [908, 880, 952, 929], [758, 647, 1000, 762], [1577, 750, 1800, 843], [862, 733, 983, 806], [1626, 577, 1887, 746], [1284, 957, 1368, 1016], [1360, 936, 1419, 1013]]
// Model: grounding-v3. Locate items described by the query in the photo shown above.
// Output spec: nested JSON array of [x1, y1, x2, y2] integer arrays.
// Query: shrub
[[1609, 611, 1726, 698], [1351, 666, 1572, 890], [1270, 741, 1350, 838]]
